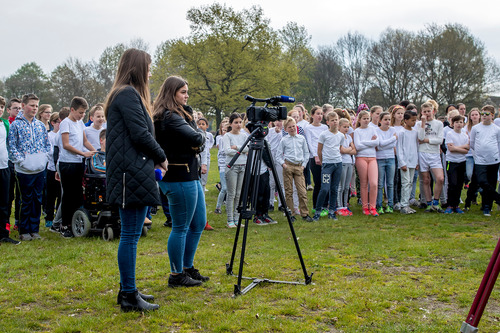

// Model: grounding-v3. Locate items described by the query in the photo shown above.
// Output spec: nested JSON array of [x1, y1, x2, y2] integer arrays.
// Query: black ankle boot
[[120, 290, 159, 312], [168, 272, 202, 287], [184, 267, 210, 282], [117, 284, 155, 304]]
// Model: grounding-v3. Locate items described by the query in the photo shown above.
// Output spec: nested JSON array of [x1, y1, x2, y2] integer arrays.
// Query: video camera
[[245, 95, 295, 123]]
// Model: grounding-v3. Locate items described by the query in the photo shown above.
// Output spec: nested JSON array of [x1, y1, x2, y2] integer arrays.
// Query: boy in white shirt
[[444, 115, 469, 214], [397, 111, 419, 214], [84, 104, 105, 150], [470, 105, 500, 216], [277, 117, 313, 222], [312, 112, 344, 221], [417, 102, 444, 213], [58, 97, 95, 238]]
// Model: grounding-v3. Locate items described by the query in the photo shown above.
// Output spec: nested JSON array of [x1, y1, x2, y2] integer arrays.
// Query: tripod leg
[[462, 237, 500, 331], [264, 141, 313, 284]]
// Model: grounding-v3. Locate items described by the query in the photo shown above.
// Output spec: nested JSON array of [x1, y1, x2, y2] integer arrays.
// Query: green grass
[[1, 148, 500, 332]]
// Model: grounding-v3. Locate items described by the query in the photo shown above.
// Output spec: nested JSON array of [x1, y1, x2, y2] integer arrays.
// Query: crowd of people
[[2, 48, 500, 312]]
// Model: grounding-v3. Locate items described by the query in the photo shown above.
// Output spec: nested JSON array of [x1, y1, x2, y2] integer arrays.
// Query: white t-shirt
[[47, 131, 58, 171], [59, 118, 85, 163], [470, 123, 500, 165], [84, 125, 103, 151], [341, 134, 355, 164], [375, 127, 397, 159], [304, 123, 328, 158], [318, 130, 344, 164], [445, 130, 469, 163], [0, 123, 8, 169], [494, 118, 500, 127]]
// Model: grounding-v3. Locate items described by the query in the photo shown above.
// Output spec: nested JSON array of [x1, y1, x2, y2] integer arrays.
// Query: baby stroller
[[71, 151, 150, 241]]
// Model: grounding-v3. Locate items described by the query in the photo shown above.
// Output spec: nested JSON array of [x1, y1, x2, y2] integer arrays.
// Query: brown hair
[[22, 93, 39, 104], [370, 105, 383, 114], [481, 105, 495, 114], [153, 76, 191, 121], [70, 97, 88, 111], [99, 129, 107, 141], [7, 98, 21, 109], [390, 105, 405, 126], [355, 110, 370, 128], [59, 107, 70, 121], [36, 104, 52, 120], [378, 111, 391, 126], [420, 102, 433, 112], [0, 96, 5, 107], [309, 105, 322, 123], [467, 108, 480, 133], [451, 115, 465, 124], [49, 112, 60, 124], [105, 48, 152, 118], [326, 111, 338, 121], [89, 103, 104, 117]]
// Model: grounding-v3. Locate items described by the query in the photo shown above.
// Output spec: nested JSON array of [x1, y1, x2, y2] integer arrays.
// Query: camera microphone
[[272, 95, 296, 103]]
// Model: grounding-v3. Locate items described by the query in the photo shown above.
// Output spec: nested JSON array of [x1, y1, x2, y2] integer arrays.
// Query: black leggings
[[59, 162, 84, 227]]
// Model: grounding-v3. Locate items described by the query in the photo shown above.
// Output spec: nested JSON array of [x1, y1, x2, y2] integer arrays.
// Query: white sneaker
[[409, 199, 419, 207], [394, 203, 401, 211], [227, 221, 235, 228]]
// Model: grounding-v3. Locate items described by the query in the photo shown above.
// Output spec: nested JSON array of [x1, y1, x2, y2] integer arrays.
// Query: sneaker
[[184, 267, 209, 282], [393, 203, 401, 211], [290, 216, 296, 222], [400, 206, 412, 214], [19, 233, 32, 241], [263, 215, 277, 225], [302, 215, 314, 222], [49, 224, 61, 233], [278, 206, 285, 212], [268, 205, 274, 212], [377, 207, 385, 215], [424, 205, 432, 213], [454, 207, 465, 214], [328, 212, 338, 220], [214, 208, 222, 214], [45, 220, 53, 228], [306, 185, 313, 191], [483, 209, 491, 217], [234, 220, 245, 228], [294, 208, 301, 215], [227, 221, 236, 228], [0, 237, 21, 245], [370, 208, 379, 217], [409, 199, 419, 207], [431, 205, 444, 213], [60, 227, 74, 238], [408, 208, 417, 214], [362, 208, 370, 216], [204, 223, 214, 231], [320, 209, 328, 217], [444, 207, 454, 214], [31, 233, 42, 240], [253, 216, 268, 226], [346, 207, 353, 216], [385, 206, 394, 213], [168, 272, 202, 288], [337, 208, 348, 217], [312, 213, 320, 222], [463, 206, 470, 212]]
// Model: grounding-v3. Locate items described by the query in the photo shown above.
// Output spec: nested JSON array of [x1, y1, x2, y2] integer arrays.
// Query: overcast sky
[[1, 0, 499, 79]]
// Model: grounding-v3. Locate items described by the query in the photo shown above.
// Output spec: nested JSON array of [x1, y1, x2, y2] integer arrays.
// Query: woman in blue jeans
[[105, 49, 167, 312], [153, 75, 208, 287]]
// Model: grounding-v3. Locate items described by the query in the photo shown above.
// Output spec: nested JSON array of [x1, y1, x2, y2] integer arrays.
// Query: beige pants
[[283, 161, 309, 217]]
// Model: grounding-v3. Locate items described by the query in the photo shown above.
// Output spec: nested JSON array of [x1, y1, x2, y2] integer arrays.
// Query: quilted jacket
[[106, 86, 166, 208]]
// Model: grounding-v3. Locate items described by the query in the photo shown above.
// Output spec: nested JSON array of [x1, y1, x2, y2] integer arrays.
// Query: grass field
[[1, 149, 500, 332]]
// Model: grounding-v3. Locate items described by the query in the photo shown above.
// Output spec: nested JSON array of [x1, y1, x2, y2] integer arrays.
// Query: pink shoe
[[362, 208, 370, 216], [369, 208, 379, 217]]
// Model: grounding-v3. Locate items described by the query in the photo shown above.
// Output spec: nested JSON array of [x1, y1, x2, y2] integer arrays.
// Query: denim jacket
[[8, 111, 50, 174]]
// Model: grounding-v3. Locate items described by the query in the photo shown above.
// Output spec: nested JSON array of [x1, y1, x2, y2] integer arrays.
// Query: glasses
[[10, 107, 21, 110], [480, 112, 492, 116]]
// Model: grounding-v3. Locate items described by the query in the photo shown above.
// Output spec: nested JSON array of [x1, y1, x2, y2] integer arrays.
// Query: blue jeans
[[315, 162, 342, 212], [159, 180, 206, 274], [377, 158, 395, 208], [118, 206, 148, 292], [216, 168, 227, 209], [17, 171, 44, 234]]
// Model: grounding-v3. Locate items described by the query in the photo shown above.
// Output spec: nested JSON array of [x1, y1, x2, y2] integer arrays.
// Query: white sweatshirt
[[304, 123, 328, 158], [354, 126, 379, 158], [416, 119, 443, 154], [397, 128, 419, 169], [376, 127, 396, 159]]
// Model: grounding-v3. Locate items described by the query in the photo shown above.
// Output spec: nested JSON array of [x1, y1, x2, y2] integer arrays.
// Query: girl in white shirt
[[375, 112, 397, 214]]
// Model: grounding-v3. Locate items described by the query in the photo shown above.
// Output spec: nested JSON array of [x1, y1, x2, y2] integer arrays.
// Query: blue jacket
[[8, 111, 50, 174]]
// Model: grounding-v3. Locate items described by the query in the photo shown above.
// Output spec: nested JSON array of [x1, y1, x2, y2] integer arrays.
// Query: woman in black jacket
[[153, 76, 208, 287], [105, 49, 167, 312]]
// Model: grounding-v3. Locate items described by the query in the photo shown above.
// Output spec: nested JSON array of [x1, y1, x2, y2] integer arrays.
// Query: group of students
[[0, 94, 107, 244], [212, 100, 500, 228]]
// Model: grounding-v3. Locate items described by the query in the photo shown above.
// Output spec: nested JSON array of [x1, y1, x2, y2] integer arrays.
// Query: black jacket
[[106, 86, 166, 208], [154, 106, 205, 182]]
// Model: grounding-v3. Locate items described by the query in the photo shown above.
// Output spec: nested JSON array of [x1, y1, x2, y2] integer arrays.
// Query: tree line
[[1, 3, 499, 127]]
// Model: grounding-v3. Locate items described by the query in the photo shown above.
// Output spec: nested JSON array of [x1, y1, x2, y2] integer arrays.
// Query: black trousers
[[0, 167, 10, 238], [446, 161, 465, 208], [45, 169, 61, 222], [475, 163, 500, 210], [255, 171, 270, 216], [59, 162, 84, 227], [8, 160, 20, 222]]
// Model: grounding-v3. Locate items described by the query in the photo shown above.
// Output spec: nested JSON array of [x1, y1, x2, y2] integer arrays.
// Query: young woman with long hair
[[105, 48, 167, 312], [153, 75, 208, 287]]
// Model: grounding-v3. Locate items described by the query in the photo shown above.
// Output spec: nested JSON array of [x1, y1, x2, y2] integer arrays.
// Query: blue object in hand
[[155, 169, 163, 181]]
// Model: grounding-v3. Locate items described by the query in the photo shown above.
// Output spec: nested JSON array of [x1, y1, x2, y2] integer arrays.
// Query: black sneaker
[[60, 228, 74, 239], [184, 267, 210, 282], [49, 224, 61, 233], [302, 215, 314, 222], [163, 216, 172, 227], [168, 272, 202, 287], [0, 237, 21, 245]]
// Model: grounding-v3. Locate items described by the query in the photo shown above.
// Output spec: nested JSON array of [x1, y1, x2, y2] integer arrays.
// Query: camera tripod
[[460, 237, 500, 332], [225, 125, 313, 297]]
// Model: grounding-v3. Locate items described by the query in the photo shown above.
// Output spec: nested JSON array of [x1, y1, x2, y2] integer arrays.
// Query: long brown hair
[[153, 76, 191, 121], [104, 48, 152, 118]]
